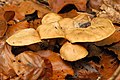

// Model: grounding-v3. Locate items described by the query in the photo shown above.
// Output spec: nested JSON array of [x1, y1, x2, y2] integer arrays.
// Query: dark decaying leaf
[[107, 42, 120, 60], [0, 20, 7, 38], [4, 11, 15, 22], [73, 60, 100, 80], [2, 4, 24, 20], [89, 52, 119, 80], [37, 50, 74, 79]]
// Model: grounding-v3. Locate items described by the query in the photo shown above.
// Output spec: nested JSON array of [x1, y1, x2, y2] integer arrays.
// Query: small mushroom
[[37, 22, 65, 39], [65, 17, 115, 43], [6, 28, 41, 46], [42, 13, 63, 24], [60, 42, 88, 61]]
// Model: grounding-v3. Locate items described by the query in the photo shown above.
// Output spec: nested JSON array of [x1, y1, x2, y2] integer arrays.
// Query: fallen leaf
[[12, 51, 52, 80], [3, 4, 24, 20], [6, 21, 30, 38], [89, 52, 119, 79], [4, 11, 15, 22], [17, 1, 51, 19], [74, 61, 100, 80], [37, 50, 74, 79], [48, 0, 87, 13], [0, 43, 16, 79], [0, 20, 7, 38], [59, 10, 79, 18]]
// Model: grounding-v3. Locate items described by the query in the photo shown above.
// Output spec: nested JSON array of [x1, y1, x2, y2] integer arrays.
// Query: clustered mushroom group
[[6, 12, 115, 62]]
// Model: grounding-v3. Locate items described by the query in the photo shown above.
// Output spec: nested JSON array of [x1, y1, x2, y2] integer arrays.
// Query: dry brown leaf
[[17, 1, 51, 19], [12, 51, 52, 80], [48, 0, 87, 13], [95, 25, 120, 46], [98, 53, 119, 79], [0, 44, 16, 79], [0, 20, 7, 38], [6, 21, 30, 38], [59, 10, 79, 18], [2, 4, 24, 20], [37, 50, 74, 79], [88, 52, 119, 79]]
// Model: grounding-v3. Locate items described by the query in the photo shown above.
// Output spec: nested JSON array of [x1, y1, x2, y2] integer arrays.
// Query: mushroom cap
[[59, 18, 75, 31], [60, 42, 88, 61], [73, 13, 91, 28], [6, 28, 41, 46], [37, 22, 65, 39], [42, 13, 63, 24], [65, 17, 115, 43]]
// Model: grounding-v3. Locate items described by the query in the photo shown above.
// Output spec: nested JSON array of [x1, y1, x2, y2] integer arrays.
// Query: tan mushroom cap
[[37, 22, 65, 39], [60, 42, 88, 61], [65, 17, 115, 43], [73, 13, 91, 28], [59, 18, 75, 31], [42, 13, 63, 24], [6, 28, 41, 46]]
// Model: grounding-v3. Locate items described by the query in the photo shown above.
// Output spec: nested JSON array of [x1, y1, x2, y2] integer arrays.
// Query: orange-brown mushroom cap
[[60, 42, 88, 61]]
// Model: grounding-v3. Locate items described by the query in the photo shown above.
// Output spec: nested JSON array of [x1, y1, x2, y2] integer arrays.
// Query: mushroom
[[60, 42, 88, 61], [73, 13, 91, 28], [42, 13, 63, 24], [65, 17, 115, 43], [37, 22, 65, 39], [58, 18, 75, 31], [6, 28, 41, 46]]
